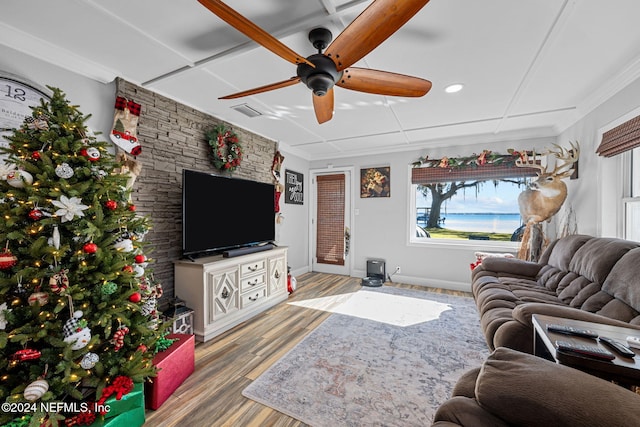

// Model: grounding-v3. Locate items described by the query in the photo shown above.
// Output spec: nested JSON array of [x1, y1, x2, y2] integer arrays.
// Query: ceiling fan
[[197, 0, 433, 124]]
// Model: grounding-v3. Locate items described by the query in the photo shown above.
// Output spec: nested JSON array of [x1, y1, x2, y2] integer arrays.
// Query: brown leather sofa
[[472, 234, 640, 353], [431, 347, 640, 427]]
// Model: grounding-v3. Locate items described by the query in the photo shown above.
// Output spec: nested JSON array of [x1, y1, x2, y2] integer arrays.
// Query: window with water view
[[414, 179, 527, 242]]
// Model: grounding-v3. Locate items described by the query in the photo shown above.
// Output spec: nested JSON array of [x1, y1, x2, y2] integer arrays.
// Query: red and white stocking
[[110, 97, 142, 156]]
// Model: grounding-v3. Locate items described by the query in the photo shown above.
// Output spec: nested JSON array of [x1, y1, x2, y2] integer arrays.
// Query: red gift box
[[145, 334, 195, 410]]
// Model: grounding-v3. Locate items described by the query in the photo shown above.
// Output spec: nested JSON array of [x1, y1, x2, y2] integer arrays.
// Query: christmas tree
[[0, 88, 165, 426]]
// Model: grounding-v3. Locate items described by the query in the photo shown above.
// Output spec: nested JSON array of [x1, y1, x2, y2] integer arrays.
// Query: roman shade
[[411, 163, 540, 184], [316, 174, 345, 266], [596, 114, 640, 157]]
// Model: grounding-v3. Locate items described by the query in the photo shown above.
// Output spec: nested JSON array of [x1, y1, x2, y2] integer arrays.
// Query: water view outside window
[[415, 179, 525, 241]]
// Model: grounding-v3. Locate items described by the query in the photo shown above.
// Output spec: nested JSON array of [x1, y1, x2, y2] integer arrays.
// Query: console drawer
[[240, 272, 266, 292], [241, 286, 267, 308], [240, 259, 266, 277]]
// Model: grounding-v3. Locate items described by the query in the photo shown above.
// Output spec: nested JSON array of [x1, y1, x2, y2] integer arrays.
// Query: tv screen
[[182, 169, 275, 257]]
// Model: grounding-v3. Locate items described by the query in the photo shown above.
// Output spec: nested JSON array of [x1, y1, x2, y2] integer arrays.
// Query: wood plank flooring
[[145, 273, 469, 427]]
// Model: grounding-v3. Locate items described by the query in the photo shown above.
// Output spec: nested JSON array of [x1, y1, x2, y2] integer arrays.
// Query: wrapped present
[[145, 334, 195, 410], [88, 383, 145, 427]]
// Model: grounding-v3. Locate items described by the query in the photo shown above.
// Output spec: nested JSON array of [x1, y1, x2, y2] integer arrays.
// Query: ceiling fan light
[[445, 83, 464, 93], [306, 73, 335, 96]]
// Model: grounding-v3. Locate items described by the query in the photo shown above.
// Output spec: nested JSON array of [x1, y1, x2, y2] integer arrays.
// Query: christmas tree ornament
[[51, 225, 61, 250], [128, 292, 141, 303], [6, 169, 34, 188], [24, 378, 49, 401], [80, 146, 101, 162], [80, 352, 99, 369], [0, 248, 17, 269], [49, 269, 69, 294], [25, 115, 49, 131], [28, 208, 43, 220], [111, 325, 129, 352], [52, 195, 89, 222], [104, 199, 118, 210], [122, 265, 134, 273], [133, 265, 145, 277], [113, 238, 133, 252], [10, 348, 42, 362], [134, 254, 146, 264], [83, 242, 98, 254], [128, 204, 136, 212], [31, 151, 41, 160], [110, 96, 142, 155], [54, 162, 74, 179], [63, 310, 92, 351], [0, 302, 11, 330], [101, 281, 118, 295], [28, 290, 48, 306]]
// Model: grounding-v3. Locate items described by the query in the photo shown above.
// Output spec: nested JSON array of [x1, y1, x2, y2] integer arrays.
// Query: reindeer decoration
[[516, 141, 579, 260]]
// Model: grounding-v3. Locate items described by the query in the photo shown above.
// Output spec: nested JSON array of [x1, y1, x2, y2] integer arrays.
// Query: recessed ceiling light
[[445, 84, 464, 94]]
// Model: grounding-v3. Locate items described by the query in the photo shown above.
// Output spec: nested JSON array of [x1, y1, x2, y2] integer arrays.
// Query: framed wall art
[[285, 169, 304, 204], [360, 166, 390, 198]]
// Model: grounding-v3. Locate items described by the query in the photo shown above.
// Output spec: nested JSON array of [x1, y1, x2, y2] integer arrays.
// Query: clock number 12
[[2, 84, 27, 102]]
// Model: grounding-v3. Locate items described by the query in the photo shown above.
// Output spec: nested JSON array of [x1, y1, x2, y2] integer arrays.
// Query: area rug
[[242, 286, 489, 427]]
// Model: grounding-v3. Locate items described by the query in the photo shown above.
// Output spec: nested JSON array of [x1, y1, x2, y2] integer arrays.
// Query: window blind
[[597, 115, 640, 157], [316, 174, 345, 266], [411, 163, 540, 184]]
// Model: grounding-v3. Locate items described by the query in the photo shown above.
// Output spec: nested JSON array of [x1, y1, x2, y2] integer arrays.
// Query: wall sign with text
[[285, 169, 304, 205]]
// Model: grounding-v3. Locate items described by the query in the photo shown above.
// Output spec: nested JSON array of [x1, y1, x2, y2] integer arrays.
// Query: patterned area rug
[[242, 286, 489, 427]]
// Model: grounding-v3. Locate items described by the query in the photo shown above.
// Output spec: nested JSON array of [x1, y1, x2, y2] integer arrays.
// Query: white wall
[[275, 150, 310, 277], [1, 45, 115, 138]]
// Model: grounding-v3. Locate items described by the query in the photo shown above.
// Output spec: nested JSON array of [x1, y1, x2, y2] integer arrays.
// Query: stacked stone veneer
[[115, 78, 278, 301]]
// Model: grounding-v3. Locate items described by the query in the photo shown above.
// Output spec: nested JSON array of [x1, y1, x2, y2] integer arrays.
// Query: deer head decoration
[[516, 141, 579, 224]]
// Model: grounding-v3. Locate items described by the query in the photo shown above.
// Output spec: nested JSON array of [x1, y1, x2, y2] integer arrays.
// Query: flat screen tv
[[182, 169, 275, 257]]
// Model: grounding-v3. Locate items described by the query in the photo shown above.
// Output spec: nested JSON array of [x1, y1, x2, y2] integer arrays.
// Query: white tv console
[[174, 246, 288, 342]]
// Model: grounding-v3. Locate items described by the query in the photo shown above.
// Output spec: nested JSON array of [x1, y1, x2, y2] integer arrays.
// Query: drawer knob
[[249, 293, 259, 301], [274, 271, 281, 279], [249, 265, 259, 271], [221, 288, 229, 299]]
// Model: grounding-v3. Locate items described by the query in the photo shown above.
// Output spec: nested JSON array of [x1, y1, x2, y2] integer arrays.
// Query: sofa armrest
[[474, 347, 640, 427], [474, 257, 542, 279], [512, 303, 640, 331]]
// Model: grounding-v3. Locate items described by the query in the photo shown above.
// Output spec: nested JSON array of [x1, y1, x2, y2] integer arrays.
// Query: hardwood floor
[[145, 273, 469, 427]]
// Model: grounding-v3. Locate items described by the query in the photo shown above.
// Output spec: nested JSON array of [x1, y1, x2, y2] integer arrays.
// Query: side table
[[532, 314, 640, 388]]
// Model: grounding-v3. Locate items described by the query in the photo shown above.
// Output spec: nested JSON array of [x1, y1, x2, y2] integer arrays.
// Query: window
[[411, 179, 528, 242], [624, 147, 640, 241]]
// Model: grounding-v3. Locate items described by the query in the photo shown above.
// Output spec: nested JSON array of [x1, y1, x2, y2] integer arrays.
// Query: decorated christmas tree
[[0, 88, 165, 426]]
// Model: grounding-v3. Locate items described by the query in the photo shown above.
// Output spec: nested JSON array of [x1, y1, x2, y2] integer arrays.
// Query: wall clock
[[0, 72, 51, 160]]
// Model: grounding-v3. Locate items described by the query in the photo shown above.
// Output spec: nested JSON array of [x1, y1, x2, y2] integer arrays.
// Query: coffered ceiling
[[2, 0, 640, 160]]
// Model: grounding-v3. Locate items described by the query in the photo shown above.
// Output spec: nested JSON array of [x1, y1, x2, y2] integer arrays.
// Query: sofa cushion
[[602, 247, 640, 312], [569, 237, 639, 287], [543, 234, 592, 272], [474, 348, 640, 427]]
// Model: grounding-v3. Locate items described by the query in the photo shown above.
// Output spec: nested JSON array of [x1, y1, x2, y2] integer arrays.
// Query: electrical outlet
[[395, 266, 401, 274]]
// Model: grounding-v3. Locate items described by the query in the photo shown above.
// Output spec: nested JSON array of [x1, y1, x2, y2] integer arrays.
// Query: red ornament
[[0, 250, 17, 270], [122, 265, 134, 273], [104, 200, 118, 211], [128, 204, 136, 212], [31, 151, 41, 160], [134, 254, 146, 264], [28, 209, 43, 221], [83, 242, 98, 254], [137, 344, 148, 353], [11, 349, 42, 361], [129, 292, 141, 303]]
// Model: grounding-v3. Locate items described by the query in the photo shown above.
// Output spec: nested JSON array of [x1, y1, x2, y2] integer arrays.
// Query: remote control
[[546, 324, 599, 339], [626, 335, 640, 349], [598, 336, 635, 358], [555, 340, 615, 360]]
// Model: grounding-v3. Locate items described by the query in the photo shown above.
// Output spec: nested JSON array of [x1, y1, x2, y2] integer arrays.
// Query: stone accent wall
[[115, 78, 278, 301]]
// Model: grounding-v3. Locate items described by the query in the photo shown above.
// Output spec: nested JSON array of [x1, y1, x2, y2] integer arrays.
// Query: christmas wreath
[[206, 124, 243, 171]]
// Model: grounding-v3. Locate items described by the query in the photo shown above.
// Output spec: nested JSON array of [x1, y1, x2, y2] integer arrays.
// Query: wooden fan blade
[[312, 89, 334, 124], [219, 77, 301, 99], [336, 68, 432, 97], [325, 0, 430, 71], [198, 0, 314, 67]]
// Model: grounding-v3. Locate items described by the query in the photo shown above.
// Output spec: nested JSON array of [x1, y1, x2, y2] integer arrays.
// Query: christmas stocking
[[110, 96, 142, 156]]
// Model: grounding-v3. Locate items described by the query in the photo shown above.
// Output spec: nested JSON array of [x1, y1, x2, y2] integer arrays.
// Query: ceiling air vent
[[231, 103, 263, 118]]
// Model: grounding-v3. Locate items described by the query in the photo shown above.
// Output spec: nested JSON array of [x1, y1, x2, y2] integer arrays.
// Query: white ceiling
[[3, 0, 640, 161]]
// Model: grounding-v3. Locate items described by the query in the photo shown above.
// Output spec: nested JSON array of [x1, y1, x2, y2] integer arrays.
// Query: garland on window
[[206, 124, 243, 171], [412, 149, 529, 169]]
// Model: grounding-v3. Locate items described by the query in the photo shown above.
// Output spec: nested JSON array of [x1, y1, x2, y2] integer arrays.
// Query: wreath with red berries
[[206, 124, 243, 172]]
